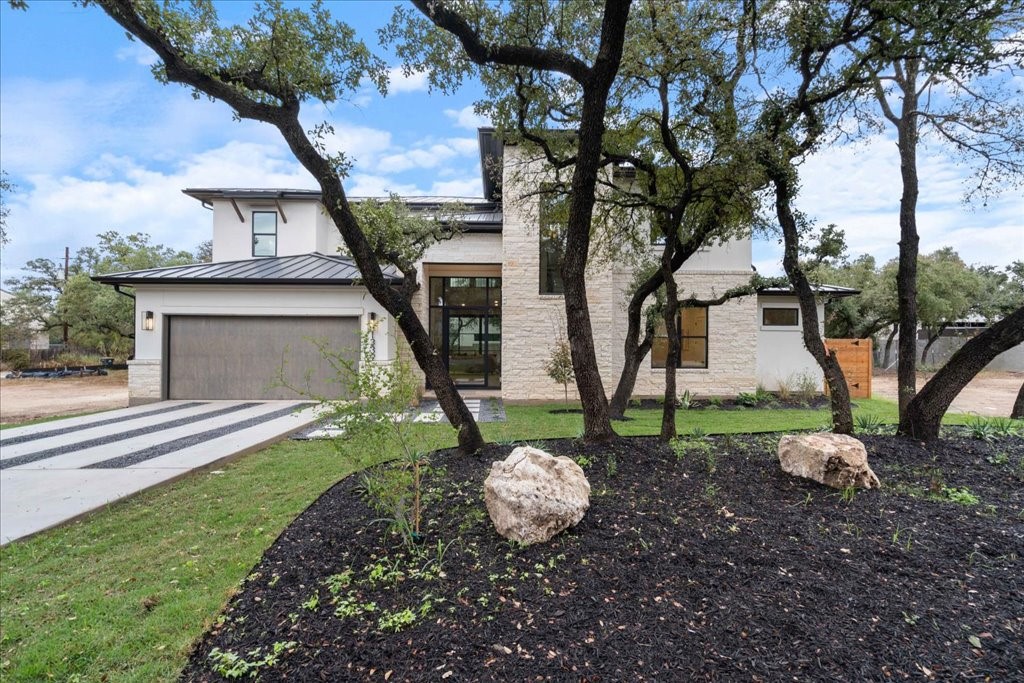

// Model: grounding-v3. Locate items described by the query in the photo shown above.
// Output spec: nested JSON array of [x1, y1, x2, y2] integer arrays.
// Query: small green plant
[[940, 486, 980, 506], [378, 608, 418, 633], [840, 485, 857, 503], [736, 391, 760, 407], [708, 397, 724, 408], [545, 338, 575, 407], [902, 612, 919, 626], [987, 451, 1009, 466], [605, 451, 618, 477], [333, 593, 377, 619], [301, 592, 319, 611], [988, 417, 1023, 438], [208, 641, 297, 679], [754, 384, 775, 405], [965, 415, 998, 442], [324, 570, 353, 596], [794, 372, 818, 403], [855, 414, 885, 435], [573, 455, 592, 468], [891, 525, 913, 551], [677, 389, 693, 410], [288, 330, 440, 549]]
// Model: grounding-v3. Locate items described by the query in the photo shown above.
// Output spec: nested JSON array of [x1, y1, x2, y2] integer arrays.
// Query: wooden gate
[[824, 338, 873, 399]]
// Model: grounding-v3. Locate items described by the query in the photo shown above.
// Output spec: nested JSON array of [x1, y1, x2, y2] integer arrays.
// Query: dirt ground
[[0, 370, 129, 424], [873, 370, 1023, 418]]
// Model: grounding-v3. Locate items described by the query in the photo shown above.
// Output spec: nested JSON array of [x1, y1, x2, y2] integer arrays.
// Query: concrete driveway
[[0, 400, 318, 545]]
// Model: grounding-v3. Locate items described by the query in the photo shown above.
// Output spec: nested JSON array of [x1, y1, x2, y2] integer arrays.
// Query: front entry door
[[429, 276, 501, 389]]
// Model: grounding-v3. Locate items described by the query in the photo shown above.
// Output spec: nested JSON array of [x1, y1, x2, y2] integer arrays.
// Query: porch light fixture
[[143, 311, 155, 331]]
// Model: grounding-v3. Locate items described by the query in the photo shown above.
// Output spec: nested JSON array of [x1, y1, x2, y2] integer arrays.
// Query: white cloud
[[376, 143, 461, 173], [753, 131, 1024, 275], [1, 142, 314, 281], [115, 42, 158, 66], [428, 178, 482, 197], [444, 105, 490, 130], [386, 66, 429, 94]]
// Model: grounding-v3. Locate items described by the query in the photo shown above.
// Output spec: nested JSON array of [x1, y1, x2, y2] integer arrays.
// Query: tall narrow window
[[539, 191, 567, 294], [651, 306, 709, 369], [252, 211, 277, 256]]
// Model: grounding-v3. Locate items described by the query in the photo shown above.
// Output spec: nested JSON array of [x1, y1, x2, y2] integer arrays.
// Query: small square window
[[763, 307, 799, 326]]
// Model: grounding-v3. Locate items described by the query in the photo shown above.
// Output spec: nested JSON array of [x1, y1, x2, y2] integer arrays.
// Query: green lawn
[[0, 398, 972, 682]]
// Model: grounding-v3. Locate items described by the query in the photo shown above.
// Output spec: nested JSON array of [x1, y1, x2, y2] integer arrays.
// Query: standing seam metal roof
[[91, 253, 402, 286]]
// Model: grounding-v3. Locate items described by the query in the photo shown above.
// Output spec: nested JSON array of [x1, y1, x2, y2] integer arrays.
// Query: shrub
[[0, 348, 31, 370], [545, 339, 575, 406]]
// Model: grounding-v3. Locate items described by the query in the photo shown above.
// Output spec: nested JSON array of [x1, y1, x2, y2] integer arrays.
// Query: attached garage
[[93, 253, 401, 405], [167, 315, 360, 400]]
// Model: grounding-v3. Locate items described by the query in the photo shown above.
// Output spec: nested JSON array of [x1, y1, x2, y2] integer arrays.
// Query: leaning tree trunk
[[882, 325, 898, 369], [1011, 381, 1024, 420], [893, 63, 922, 424], [660, 238, 680, 441], [609, 321, 654, 420], [609, 234, 703, 419], [772, 169, 854, 435], [555, 1, 632, 444], [921, 331, 940, 365], [901, 306, 1024, 440]]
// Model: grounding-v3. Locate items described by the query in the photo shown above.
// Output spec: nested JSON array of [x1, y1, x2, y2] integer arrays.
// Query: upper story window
[[539, 191, 567, 295], [252, 211, 278, 257], [651, 306, 709, 369]]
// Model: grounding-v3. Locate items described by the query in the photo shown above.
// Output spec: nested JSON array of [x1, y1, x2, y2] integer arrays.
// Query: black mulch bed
[[181, 432, 1024, 682]]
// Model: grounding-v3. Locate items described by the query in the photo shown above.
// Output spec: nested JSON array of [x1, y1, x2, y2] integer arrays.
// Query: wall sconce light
[[143, 311, 155, 331], [369, 312, 377, 322]]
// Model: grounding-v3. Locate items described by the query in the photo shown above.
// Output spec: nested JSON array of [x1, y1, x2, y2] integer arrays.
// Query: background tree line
[[2, 231, 211, 361]]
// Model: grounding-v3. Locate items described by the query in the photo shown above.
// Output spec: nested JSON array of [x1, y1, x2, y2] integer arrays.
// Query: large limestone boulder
[[778, 433, 881, 489], [484, 446, 590, 545]]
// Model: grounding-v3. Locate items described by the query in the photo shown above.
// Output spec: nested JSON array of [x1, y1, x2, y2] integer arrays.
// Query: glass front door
[[429, 276, 501, 388]]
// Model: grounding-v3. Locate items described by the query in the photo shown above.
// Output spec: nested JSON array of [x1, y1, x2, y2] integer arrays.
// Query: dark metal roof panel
[[758, 284, 861, 298], [92, 253, 401, 286]]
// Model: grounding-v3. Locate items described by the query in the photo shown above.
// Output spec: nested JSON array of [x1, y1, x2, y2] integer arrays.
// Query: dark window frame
[[252, 211, 278, 257], [538, 190, 567, 295], [762, 306, 800, 327], [651, 306, 709, 369]]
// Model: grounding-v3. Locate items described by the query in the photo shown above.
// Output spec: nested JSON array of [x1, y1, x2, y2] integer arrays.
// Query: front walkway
[[0, 400, 318, 544], [296, 397, 506, 440]]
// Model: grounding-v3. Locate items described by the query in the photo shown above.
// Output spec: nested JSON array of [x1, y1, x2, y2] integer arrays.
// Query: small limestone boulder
[[778, 433, 880, 489], [484, 446, 590, 545]]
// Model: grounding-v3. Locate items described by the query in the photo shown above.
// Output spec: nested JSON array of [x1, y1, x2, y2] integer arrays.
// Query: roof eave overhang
[[757, 288, 861, 298], [91, 276, 401, 287]]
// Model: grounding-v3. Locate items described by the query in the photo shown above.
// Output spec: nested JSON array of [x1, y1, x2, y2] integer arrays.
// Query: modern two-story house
[[96, 129, 855, 405]]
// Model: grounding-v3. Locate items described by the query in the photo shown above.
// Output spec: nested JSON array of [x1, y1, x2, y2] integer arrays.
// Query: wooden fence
[[824, 338, 873, 399]]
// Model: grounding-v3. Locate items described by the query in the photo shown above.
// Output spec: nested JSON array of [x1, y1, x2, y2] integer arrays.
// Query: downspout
[[113, 284, 137, 342]]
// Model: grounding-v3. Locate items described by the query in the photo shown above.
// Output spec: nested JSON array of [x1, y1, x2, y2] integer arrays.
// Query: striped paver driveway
[[0, 400, 318, 544]]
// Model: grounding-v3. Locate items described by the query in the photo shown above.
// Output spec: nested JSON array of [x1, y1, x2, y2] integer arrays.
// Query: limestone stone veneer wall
[[127, 359, 162, 405]]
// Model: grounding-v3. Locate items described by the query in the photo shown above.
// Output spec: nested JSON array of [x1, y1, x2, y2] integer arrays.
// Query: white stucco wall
[[755, 296, 825, 391], [130, 284, 393, 402], [209, 198, 329, 262]]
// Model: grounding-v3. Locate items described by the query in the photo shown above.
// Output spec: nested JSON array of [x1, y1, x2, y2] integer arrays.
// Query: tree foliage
[[4, 231, 197, 357]]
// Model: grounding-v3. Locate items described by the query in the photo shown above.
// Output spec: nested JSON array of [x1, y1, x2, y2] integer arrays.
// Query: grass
[[0, 410, 111, 430], [0, 397, 974, 682]]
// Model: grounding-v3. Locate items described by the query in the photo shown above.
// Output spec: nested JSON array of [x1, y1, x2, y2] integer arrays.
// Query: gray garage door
[[167, 315, 361, 400]]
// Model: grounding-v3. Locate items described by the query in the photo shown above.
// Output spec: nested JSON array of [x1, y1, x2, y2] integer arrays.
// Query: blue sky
[[1, 1, 1021, 283]]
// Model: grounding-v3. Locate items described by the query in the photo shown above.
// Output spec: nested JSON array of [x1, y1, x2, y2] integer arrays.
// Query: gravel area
[[0, 402, 207, 446], [0, 402, 260, 470], [85, 403, 309, 469]]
